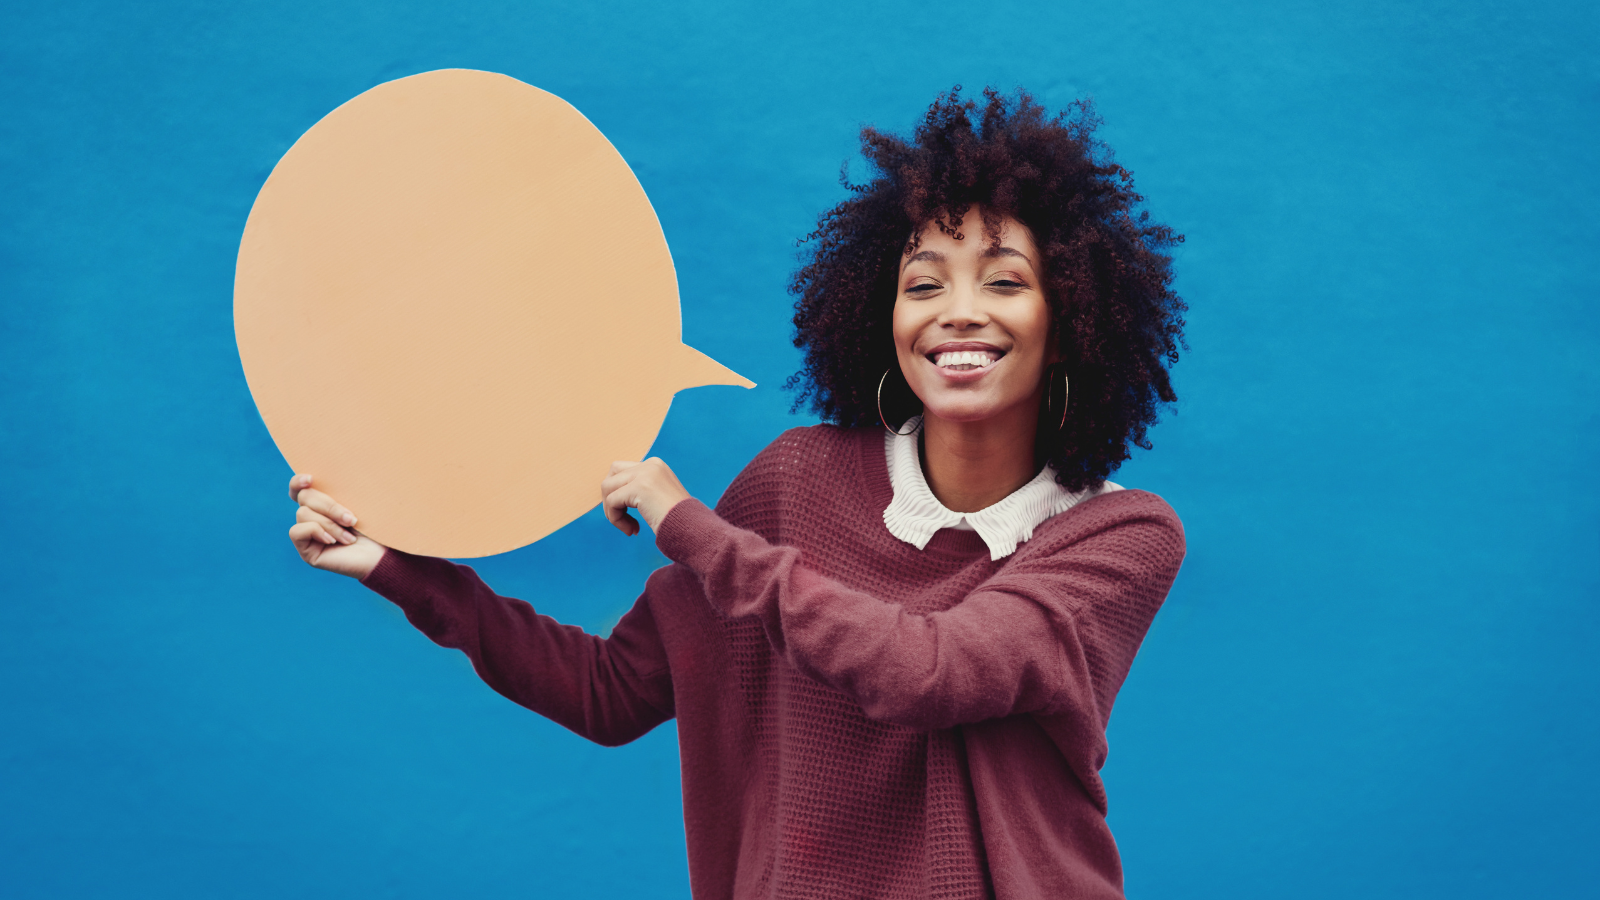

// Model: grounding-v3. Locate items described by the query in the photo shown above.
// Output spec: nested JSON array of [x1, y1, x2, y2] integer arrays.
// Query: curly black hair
[[786, 87, 1187, 493]]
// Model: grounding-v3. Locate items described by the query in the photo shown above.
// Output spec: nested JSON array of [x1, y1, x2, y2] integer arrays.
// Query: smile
[[927, 345, 1005, 371], [933, 350, 999, 370]]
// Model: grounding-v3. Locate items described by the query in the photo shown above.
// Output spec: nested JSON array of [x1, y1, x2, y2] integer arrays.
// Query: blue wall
[[3, 1, 1596, 897]]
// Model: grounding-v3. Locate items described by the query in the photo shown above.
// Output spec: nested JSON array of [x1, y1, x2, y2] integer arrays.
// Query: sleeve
[[653, 495, 1183, 733], [361, 549, 676, 747]]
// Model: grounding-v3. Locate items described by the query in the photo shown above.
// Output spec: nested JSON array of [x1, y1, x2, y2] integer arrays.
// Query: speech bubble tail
[[672, 342, 755, 390]]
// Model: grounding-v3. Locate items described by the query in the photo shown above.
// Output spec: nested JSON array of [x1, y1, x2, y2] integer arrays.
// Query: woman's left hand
[[601, 458, 693, 537]]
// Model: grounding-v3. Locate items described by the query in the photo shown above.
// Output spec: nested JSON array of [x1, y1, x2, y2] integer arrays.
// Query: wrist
[[657, 493, 691, 528], [346, 539, 387, 581], [646, 489, 692, 532]]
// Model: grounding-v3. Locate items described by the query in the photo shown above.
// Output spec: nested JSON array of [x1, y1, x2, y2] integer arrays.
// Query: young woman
[[288, 89, 1187, 900]]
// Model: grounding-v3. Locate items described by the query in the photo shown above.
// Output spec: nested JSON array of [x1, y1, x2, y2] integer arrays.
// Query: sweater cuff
[[359, 546, 436, 613], [655, 498, 740, 573]]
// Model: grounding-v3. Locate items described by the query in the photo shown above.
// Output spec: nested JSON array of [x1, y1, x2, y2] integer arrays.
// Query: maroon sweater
[[363, 425, 1184, 899]]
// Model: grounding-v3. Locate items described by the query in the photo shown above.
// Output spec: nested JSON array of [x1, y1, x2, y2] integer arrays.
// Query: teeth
[[934, 350, 999, 369]]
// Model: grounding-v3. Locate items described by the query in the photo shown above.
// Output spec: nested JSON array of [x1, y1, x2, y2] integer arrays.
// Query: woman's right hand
[[287, 474, 386, 580]]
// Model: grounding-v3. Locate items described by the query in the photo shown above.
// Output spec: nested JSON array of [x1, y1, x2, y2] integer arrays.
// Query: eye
[[988, 278, 1027, 290], [904, 281, 940, 296]]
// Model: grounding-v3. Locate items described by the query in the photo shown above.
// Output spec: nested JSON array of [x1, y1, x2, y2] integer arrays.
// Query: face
[[892, 209, 1054, 427]]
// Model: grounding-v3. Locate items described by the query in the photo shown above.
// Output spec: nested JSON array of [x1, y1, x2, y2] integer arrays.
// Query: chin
[[920, 398, 1007, 424]]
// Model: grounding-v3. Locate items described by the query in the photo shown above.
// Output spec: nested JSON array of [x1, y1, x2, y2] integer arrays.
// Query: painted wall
[[3, 1, 1595, 896]]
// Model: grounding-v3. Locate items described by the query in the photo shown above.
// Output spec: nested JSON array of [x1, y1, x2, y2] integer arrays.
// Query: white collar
[[882, 417, 1122, 560]]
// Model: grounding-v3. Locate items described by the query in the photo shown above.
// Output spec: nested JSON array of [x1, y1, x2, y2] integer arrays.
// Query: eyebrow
[[981, 245, 1031, 262]]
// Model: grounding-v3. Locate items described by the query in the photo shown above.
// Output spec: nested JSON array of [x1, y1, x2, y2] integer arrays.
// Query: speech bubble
[[235, 69, 753, 558]]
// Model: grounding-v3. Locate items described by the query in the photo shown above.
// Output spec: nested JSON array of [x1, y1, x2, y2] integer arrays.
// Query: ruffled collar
[[881, 417, 1121, 560]]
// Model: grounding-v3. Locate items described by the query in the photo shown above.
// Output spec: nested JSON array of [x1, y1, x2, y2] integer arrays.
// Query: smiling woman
[[790, 89, 1187, 496], [288, 87, 1188, 899]]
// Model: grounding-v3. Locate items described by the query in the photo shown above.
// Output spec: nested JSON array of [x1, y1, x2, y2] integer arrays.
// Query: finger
[[600, 462, 647, 504], [599, 469, 634, 500], [295, 488, 358, 527], [608, 460, 641, 476], [601, 486, 641, 537], [289, 473, 314, 501], [604, 498, 640, 535], [296, 506, 357, 544], [289, 521, 337, 549]]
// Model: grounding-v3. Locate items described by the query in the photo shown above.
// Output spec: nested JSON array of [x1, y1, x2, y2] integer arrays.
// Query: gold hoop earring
[[877, 368, 922, 436], [1044, 363, 1070, 432]]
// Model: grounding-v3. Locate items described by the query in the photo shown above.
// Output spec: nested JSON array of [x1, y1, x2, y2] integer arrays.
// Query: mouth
[[926, 343, 1005, 372]]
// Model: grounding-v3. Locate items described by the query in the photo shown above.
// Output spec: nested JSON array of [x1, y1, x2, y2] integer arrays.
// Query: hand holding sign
[[236, 70, 752, 559]]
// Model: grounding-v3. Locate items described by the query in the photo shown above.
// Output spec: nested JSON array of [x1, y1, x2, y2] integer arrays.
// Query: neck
[[919, 399, 1042, 513]]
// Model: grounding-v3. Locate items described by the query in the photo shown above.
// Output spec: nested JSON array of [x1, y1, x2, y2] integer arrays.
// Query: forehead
[[905, 212, 1039, 261]]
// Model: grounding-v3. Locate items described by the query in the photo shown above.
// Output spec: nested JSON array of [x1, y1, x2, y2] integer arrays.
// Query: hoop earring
[[877, 368, 922, 436], [1044, 363, 1070, 432]]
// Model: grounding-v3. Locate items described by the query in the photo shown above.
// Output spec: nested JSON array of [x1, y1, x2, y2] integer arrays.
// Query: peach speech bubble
[[235, 69, 753, 558]]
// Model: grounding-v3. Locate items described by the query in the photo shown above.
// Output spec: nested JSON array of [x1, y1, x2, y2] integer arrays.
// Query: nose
[[937, 283, 990, 329]]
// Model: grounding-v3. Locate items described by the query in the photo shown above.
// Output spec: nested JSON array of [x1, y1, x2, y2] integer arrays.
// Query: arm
[[654, 496, 1183, 733], [286, 474, 673, 747], [361, 550, 675, 746]]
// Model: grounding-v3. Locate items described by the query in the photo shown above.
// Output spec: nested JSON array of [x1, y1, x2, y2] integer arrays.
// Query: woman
[[289, 88, 1187, 899]]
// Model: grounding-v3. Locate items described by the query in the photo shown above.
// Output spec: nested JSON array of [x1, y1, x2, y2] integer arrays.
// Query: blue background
[[3, 1, 1596, 897]]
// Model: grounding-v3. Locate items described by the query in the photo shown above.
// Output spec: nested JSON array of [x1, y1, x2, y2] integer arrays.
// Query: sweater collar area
[[881, 417, 1122, 561]]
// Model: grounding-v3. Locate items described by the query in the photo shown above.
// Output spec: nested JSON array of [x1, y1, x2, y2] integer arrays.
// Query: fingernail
[[342, 513, 356, 526], [322, 532, 337, 544], [339, 531, 356, 544]]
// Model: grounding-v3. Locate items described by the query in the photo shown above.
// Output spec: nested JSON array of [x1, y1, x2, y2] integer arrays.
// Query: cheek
[[890, 301, 919, 358], [1004, 305, 1054, 387], [1018, 302, 1053, 358]]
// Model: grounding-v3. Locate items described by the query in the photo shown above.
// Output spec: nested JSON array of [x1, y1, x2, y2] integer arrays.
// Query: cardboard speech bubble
[[235, 69, 753, 558]]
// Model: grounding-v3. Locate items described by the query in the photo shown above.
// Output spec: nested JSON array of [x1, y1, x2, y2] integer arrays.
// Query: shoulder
[[1086, 488, 1183, 538], [724, 424, 865, 490], [751, 424, 863, 468], [984, 490, 1185, 631], [713, 424, 873, 526], [1010, 488, 1185, 571]]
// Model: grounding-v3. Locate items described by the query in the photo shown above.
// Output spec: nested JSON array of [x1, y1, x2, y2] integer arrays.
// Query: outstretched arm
[[285, 474, 674, 746], [361, 551, 675, 746]]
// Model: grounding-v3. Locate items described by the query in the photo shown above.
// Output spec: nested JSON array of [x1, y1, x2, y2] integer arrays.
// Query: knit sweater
[[362, 424, 1185, 899]]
